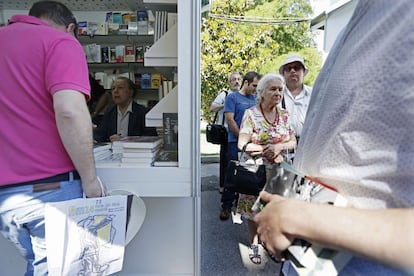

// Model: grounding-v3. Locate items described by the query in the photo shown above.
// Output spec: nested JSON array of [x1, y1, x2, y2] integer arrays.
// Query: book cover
[[109, 46, 117, 63], [167, 13, 178, 30], [127, 22, 138, 35], [115, 45, 125, 62], [108, 23, 120, 35], [101, 46, 109, 63], [122, 13, 131, 24], [151, 73, 161, 89], [137, 10, 148, 35], [96, 22, 108, 35], [163, 113, 178, 152], [85, 44, 101, 63], [135, 45, 145, 62], [77, 21, 88, 36], [152, 150, 178, 167], [105, 12, 113, 23], [141, 73, 151, 89], [124, 44, 135, 62], [112, 12, 122, 24], [118, 136, 163, 149], [134, 73, 142, 89], [119, 23, 128, 34]]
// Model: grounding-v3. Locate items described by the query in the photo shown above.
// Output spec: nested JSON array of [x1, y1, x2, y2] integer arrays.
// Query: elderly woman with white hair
[[236, 73, 297, 265]]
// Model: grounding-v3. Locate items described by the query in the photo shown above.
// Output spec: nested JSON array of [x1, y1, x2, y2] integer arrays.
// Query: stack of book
[[112, 136, 163, 166], [93, 143, 112, 161]]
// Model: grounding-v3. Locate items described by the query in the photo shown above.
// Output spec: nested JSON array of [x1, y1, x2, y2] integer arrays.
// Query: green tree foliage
[[201, 0, 322, 120]]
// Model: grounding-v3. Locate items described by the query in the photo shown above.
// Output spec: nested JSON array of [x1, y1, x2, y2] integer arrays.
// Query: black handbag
[[206, 111, 227, 145], [225, 143, 266, 196]]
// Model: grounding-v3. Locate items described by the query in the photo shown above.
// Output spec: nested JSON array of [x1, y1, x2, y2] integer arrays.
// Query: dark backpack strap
[[281, 97, 286, 109]]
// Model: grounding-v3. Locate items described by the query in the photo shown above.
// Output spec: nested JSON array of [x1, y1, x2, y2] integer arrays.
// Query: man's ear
[[66, 22, 77, 37]]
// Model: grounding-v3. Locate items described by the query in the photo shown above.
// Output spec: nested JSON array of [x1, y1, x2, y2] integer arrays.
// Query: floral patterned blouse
[[239, 105, 295, 166]]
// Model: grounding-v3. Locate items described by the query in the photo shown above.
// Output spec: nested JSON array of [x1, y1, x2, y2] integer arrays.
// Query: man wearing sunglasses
[[279, 54, 312, 142]]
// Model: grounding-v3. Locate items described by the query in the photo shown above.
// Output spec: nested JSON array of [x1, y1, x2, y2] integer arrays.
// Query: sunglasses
[[284, 65, 303, 72]]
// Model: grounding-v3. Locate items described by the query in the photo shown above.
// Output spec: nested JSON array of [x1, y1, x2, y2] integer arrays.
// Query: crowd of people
[[1, 0, 413, 275], [210, 1, 414, 275]]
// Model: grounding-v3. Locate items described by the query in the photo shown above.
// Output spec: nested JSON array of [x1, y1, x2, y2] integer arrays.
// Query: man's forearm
[[210, 103, 223, 112], [228, 120, 239, 137], [54, 90, 97, 184], [285, 200, 414, 271]]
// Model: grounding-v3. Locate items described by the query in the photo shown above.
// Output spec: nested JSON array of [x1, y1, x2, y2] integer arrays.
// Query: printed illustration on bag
[[45, 195, 127, 276], [78, 214, 117, 275]]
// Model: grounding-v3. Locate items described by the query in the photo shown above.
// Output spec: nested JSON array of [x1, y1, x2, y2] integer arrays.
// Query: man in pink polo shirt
[[0, 1, 103, 275]]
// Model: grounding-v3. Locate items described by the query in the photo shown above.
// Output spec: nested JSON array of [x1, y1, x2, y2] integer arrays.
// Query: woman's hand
[[263, 144, 282, 162], [273, 154, 284, 163]]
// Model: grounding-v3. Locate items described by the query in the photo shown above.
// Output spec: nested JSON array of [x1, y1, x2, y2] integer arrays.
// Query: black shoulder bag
[[224, 143, 266, 196], [206, 91, 228, 145]]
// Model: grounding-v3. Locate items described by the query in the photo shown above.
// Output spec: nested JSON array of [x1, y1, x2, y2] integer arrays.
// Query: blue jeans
[[221, 141, 239, 209], [0, 178, 83, 276]]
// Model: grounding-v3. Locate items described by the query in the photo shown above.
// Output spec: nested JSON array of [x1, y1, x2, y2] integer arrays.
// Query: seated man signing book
[[94, 76, 157, 143]]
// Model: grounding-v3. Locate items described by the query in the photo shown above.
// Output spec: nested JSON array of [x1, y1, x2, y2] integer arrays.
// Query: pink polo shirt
[[0, 15, 90, 185]]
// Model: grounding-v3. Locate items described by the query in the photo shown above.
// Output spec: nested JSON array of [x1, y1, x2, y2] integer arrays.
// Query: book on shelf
[[112, 12, 122, 24], [163, 113, 178, 152], [134, 73, 142, 88], [151, 73, 161, 89], [108, 22, 120, 35], [147, 10, 155, 35], [152, 150, 178, 167], [101, 46, 110, 63], [137, 10, 148, 35], [167, 13, 178, 30], [141, 73, 151, 89], [127, 22, 138, 35], [109, 46, 117, 63], [119, 23, 128, 34], [124, 44, 135, 62], [135, 45, 145, 62], [115, 45, 125, 63], [84, 44, 101, 63], [122, 13, 131, 24]]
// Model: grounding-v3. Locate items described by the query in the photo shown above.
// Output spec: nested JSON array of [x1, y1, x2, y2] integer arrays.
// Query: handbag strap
[[212, 112, 219, 124], [240, 142, 250, 160], [212, 90, 228, 125], [221, 91, 228, 125]]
